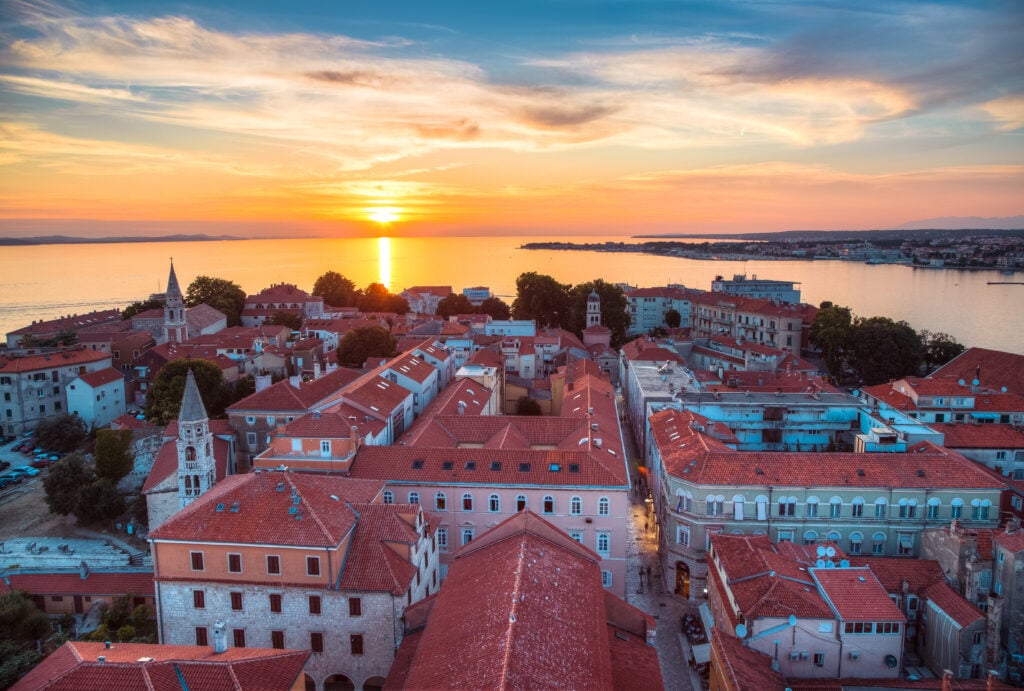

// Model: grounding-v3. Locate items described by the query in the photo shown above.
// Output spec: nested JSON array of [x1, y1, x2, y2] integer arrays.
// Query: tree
[[664, 308, 681, 329], [35, 414, 87, 452], [478, 296, 511, 321], [43, 453, 95, 516], [847, 316, 924, 385], [920, 330, 966, 372], [312, 271, 358, 308], [337, 326, 397, 367], [436, 293, 474, 319], [94, 429, 135, 483], [516, 396, 542, 416], [809, 302, 854, 378], [122, 297, 164, 320], [357, 283, 410, 314], [567, 279, 630, 347], [144, 359, 228, 425], [184, 276, 247, 326], [511, 272, 570, 329], [0, 591, 49, 688], [267, 311, 303, 331], [74, 479, 125, 525]]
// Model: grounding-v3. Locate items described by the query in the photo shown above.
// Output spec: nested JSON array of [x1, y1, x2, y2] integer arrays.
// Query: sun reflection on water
[[378, 236, 391, 289]]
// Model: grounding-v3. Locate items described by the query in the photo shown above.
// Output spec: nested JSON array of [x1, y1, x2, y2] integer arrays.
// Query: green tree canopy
[[267, 311, 303, 331], [36, 414, 87, 452], [567, 279, 630, 347], [184, 276, 247, 326], [94, 429, 135, 483], [511, 272, 570, 329], [312, 271, 358, 307], [122, 297, 164, 320], [357, 283, 410, 314], [43, 452, 95, 516], [144, 359, 228, 425], [847, 316, 924, 385], [74, 479, 125, 525], [477, 296, 511, 321], [0, 591, 49, 688], [664, 308, 681, 329], [436, 293, 474, 319], [920, 330, 966, 372], [337, 325, 397, 368], [809, 302, 854, 378]]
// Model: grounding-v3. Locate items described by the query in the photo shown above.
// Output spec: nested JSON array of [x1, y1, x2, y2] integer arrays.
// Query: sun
[[368, 207, 401, 224]]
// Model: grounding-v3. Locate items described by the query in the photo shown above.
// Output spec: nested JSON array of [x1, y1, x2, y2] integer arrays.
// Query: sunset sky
[[1, 0, 1021, 238]]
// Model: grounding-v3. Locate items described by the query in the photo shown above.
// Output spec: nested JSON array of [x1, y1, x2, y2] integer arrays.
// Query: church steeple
[[164, 259, 187, 344], [177, 369, 215, 509], [586, 289, 601, 328]]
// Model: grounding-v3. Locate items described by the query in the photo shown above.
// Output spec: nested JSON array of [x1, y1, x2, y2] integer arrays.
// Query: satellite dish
[[825, 546, 836, 557], [958, 379, 965, 386], [816, 545, 827, 557], [816, 559, 826, 568], [825, 560, 836, 568], [852, 389, 860, 397], [973, 378, 980, 386], [840, 559, 850, 568], [788, 615, 797, 627], [735, 623, 748, 638], [1002, 386, 1008, 393]]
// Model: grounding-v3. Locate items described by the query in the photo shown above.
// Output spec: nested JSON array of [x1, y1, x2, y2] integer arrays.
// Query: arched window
[[829, 496, 842, 519], [951, 497, 964, 519], [489, 494, 501, 512], [408, 492, 420, 505], [806, 496, 819, 518], [851, 497, 865, 518], [872, 532, 887, 555], [707, 495, 724, 516], [383, 490, 394, 504], [598, 497, 610, 516], [462, 493, 473, 511], [435, 492, 446, 510], [756, 495, 769, 521], [732, 495, 745, 521], [874, 498, 888, 519], [803, 530, 818, 545], [827, 530, 842, 542], [898, 498, 916, 519], [516, 495, 527, 511], [927, 497, 941, 519], [753, 529, 767, 536], [543, 495, 554, 514], [778, 497, 796, 517], [570, 496, 582, 515], [675, 491, 691, 513], [184, 475, 193, 495], [185, 446, 196, 462]]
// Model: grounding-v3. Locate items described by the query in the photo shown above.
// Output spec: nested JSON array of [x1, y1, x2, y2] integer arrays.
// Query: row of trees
[[312, 272, 411, 313], [510, 273, 631, 347], [809, 302, 965, 385]]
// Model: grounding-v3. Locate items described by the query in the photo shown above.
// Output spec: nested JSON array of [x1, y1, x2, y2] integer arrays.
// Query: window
[[228, 553, 242, 573], [871, 532, 887, 555], [875, 499, 887, 519], [307, 556, 321, 576], [311, 632, 324, 653], [706, 495, 724, 516], [349, 598, 362, 616], [803, 531, 817, 545], [267, 555, 281, 575], [598, 497, 610, 516], [435, 492, 446, 510], [437, 527, 448, 550], [269, 593, 282, 613], [971, 499, 991, 520], [778, 497, 795, 517], [350, 634, 364, 656], [319, 440, 330, 455], [383, 490, 394, 504], [543, 495, 554, 514], [245, 415, 256, 424], [308, 595, 321, 615], [777, 530, 794, 543], [849, 532, 863, 554], [246, 432, 257, 446], [733, 495, 745, 520], [233, 629, 246, 648], [408, 491, 420, 505], [813, 653, 825, 667], [195, 627, 208, 646], [516, 495, 527, 511], [490, 494, 501, 512], [230, 592, 243, 610], [596, 532, 610, 555], [193, 590, 205, 609], [462, 493, 473, 511], [806, 497, 819, 518], [756, 496, 768, 521], [601, 570, 613, 588], [830, 497, 842, 518], [951, 498, 964, 519], [851, 498, 864, 518], [569, 530, 583, 543], [927, 498, 940, 519], [677, 524, 691, 547], [897, 533, 914, 556], [462, 528, 475, 545], [827, 531, 842, 543], [570, 496, 582, 515], [190, 551, 205, 571], [271, 630, 284, 649]]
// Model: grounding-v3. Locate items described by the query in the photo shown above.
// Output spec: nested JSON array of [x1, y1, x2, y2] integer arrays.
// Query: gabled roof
[[0, 348, 110, 373], [923, 581, 984, 628], [337, 503, 422, 594], [186, 303, 226, 330], [77, 368, 124, 388], [710, 630, 788, 691], [935, 423, 1024, 449], [343, 374, 412, 416], [1, 571, 154, 598], [931, 347, 1024, 398], [148, 471, 383, 546], [226, 366, 363, 413], [10, 641, 309, 691], [812, 568, 904, 622], [845, 557, 945, 595]]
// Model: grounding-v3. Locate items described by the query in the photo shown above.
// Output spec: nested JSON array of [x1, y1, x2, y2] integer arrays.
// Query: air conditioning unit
[[849, 650, 860, 660], [800, 652, 810, 660]]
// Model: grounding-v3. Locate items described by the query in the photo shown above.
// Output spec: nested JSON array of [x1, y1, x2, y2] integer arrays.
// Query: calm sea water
[[1, 235, 1021, 354]]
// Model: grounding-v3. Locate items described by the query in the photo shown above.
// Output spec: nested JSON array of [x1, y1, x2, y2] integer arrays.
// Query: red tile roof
[[923, 581, 984, 628], [226, 366, 363, 413], [932, 347, 1024, 398], [811, 569, 904, 621], [11, 641, 309, 691], [845, 557, 945, 595], [392, 511, 661, 690], [141, 433, 231, 494], [993, 525, 1024, 553], [387, 352, 436, 384], [343, 374, 412, 416], [935, 423, 1024, 449], [337, 503, 422, 594], [148, 471, 383, 546], [0, 348, 110, 373], [710, 630, 789, 691], [78, 367, 124, 388], [1, 571, 154, 598], [7, 309, 122, 337]]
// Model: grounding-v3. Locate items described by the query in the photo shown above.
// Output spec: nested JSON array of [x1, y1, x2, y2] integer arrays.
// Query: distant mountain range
[[0, 234, 247, 246], [897, 215, 1024, 230]]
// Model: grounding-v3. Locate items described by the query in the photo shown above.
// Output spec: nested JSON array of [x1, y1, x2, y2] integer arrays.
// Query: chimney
[[79, 560, 89, 580], [988, 669, 999, 691], [212, 620, 228, 653], [987, 595, 1003, 664], [458, 401, 466, 415], [942, 670, 953, 691], [254, 374, 272, 393], [97, 656, 106, 665]]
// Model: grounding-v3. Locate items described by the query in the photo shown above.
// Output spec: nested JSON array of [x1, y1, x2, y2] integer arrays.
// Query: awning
[[699, 602, 716, 632], [971, 412, 999, 420], [691, 642, 712, 664], [899, 535, 914, 549]]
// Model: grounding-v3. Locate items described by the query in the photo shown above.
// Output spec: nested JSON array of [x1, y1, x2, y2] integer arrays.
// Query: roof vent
[[442, 461, 453, 471], [215, 503, 225, 512], [229, 501, 241, 512], [275, 482, 285, 492], [856, 469, 865, 477], [755, 468, 764, 475], [569, 464, 580, 473], [490, 461, 501, 471], [916, 469, 925, 477], [412, 460, 424, 469], [519, 462, 531, 472], [465, 461, 476, 471]]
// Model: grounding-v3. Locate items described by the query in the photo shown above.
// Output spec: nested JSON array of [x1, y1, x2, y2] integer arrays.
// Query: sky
[[0, 0, 1021, 238]]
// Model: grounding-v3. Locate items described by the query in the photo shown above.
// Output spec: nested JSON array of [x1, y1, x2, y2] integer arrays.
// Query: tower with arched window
[[586, 289, 601, 328], [177, 369, 215, 509], [164, 260, 187, 344]]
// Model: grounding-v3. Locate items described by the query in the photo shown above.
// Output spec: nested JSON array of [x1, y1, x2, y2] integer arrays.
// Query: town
[[2, 264, 1024, 691]]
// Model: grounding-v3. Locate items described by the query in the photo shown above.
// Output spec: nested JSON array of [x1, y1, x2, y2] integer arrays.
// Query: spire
[[178, 369, 209, 423], [167, 260, 182, 299]]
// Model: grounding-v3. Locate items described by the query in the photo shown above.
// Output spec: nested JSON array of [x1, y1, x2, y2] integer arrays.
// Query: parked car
[[0, 460, 10, 471], [30, 458, 55, 469], [10, 466, 40, 478], [0, 473, 23, 486]]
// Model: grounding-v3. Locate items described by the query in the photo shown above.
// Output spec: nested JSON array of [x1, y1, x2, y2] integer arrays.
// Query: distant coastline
[[633, 227, 1024, 242], [0, 234, 248, 247]]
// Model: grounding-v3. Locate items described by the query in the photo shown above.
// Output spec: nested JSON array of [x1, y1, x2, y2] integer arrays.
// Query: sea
[[1, 235, 1021, 355]]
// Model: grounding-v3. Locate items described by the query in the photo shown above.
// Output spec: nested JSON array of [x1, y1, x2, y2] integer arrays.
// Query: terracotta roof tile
[[226, 367, 363, 413], [337, 503, 424, 594], [935, 423, 1024, 449], [2, 571, 154, 597], [845, 557, 945, 594], [77, 367, 124, 387], [811, 569, 904, 621], [993, 526, 1024, 553], [0, 349, 110, 373], [923, 581, 984, 627], [710, 630, 788, 691], [932, 347, 1024, 398]]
